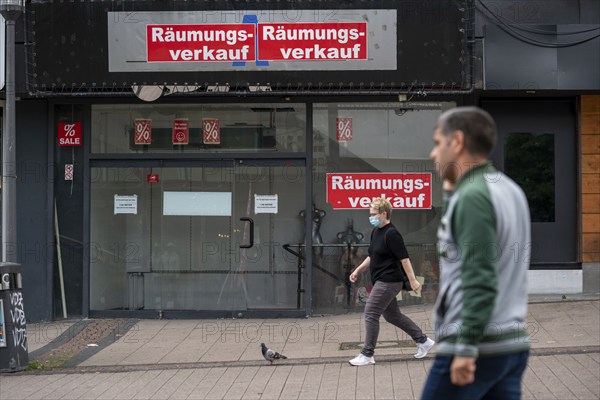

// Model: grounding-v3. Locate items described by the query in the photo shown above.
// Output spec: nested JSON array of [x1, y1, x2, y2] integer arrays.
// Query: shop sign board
[[30, 1, 470, 92], [58, 122, 82, 147], [336, 117, 353, 141], [326, 173, 432, 209], [134, 119, 152, 145], [147, 174, 159, 183], [172, 119, 189, 145], [108, 10, 393, 72], [203, 118, 221, 144]]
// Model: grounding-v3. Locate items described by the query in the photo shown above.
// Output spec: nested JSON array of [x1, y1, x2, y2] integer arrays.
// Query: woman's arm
[[349, 256, 371, 283], [400, 258, 421, 292]]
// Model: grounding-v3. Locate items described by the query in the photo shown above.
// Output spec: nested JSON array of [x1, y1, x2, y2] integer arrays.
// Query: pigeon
[[261, 343, 287, 364]]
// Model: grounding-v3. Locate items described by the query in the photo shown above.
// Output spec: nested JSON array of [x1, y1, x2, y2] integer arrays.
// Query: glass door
[[89, 159, 306, 312]]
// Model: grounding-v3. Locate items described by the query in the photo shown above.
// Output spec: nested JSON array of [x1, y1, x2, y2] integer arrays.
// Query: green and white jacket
[[435, 162, 531, 358]]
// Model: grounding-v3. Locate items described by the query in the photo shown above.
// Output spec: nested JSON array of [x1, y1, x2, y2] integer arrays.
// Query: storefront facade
[[2, 0, 599, 322]]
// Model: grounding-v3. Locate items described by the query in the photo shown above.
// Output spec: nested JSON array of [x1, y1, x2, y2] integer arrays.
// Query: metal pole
[[0, 2, 28, 372], [2, 17, 17, 262]]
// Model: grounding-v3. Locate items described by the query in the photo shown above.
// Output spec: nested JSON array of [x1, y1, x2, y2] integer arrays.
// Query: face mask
[[369, 215, 381, 228]]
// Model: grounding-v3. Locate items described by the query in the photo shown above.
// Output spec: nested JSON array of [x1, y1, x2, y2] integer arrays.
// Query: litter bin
[[0, 262, 28, 372]]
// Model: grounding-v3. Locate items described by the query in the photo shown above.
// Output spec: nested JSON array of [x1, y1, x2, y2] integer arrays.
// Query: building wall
[[581, 95, 600, 294], [581, 95, 600, 263], [16, 100, 52, 322]]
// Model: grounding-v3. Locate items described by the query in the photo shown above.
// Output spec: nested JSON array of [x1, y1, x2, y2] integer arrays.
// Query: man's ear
[[451, 130, 466, 153]]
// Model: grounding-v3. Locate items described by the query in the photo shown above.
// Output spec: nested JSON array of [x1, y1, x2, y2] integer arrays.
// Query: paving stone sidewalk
[[1, 353, 598, 399], [1, 298, 598, 399]]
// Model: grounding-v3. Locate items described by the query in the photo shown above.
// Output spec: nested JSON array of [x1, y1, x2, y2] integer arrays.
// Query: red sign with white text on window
[[172, 119, 189, 145], [58, 122, 82, 146], [134, 119, 152, 145], [257, 23, 367, 61], [203, 118, 220, 144], [147, 24, 256, 62], [326, 173, 432, 209]]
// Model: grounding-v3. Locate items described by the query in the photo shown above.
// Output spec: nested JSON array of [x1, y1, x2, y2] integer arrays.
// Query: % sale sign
[[336, 117, 353, 141], [58, 122, 82, 146], [134, 119, 152, 145], [203, 118, 221, 144]]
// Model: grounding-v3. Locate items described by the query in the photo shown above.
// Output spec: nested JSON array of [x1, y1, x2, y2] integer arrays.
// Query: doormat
[[339, 340, 415, 351]]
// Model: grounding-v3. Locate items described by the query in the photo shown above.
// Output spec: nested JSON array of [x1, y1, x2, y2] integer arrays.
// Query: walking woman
[[349, 198, 435, 366]]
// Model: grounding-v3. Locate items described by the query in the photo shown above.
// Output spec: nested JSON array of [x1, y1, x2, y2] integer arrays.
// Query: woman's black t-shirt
[[368, 223, 410, 284]]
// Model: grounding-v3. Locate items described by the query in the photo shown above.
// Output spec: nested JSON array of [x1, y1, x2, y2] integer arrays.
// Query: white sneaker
[[414, 338, 435, 359], [349, 353, 375, 366]]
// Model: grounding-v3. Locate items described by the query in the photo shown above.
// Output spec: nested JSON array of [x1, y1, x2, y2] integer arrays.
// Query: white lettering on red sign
[[336, 117, 353, 141], [58, 122, 82, 146], [145, 22, 368, 63], [203, 118, 221, 144], [172, 119, 189, 145], [326, 173, 432, 209], [258, 23, 367, 61], [134, 119, 152, 145], [147, 24, 256, 62]]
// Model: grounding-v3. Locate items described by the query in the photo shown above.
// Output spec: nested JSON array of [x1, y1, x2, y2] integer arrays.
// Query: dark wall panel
[[16, 100, 51, 322], [28, 0, 471, 93]]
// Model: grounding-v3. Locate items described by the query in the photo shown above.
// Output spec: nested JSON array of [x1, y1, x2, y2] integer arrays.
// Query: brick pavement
[[1, 298, 599, 399], [0, 353, 598, 399]]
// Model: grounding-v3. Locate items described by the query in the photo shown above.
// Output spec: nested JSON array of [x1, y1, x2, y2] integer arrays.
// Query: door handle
[[239, 217, 254, 248]]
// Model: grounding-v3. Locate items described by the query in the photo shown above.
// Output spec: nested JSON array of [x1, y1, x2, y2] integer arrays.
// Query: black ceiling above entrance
[[27, 0, 472, 96]]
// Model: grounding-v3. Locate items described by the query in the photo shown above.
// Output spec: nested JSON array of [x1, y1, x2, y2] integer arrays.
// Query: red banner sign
[[57, 122, 82, 146], [326, 173, 432, 209], [147, 24, 256, 62], [203, 118, 221, 144], [134, 119, 152, 145], [336, 117, 353, 141], [172, 119, 189, 145], [145, 22, 367, 63], [257, 23, 367, 61]]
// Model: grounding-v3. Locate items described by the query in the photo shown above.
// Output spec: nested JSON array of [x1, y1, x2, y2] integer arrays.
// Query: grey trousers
[[361, 280, 428, 357]]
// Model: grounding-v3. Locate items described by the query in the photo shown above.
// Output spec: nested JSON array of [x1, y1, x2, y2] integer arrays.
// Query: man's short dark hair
[[436, 106, 497, 156]]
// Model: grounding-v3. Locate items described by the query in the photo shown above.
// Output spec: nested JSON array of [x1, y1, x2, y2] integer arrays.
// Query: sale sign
[[257, 23, 367, 61], [58, 122, 82, 146], [326, 173, 432, 209], [134, 119, 152, 145], [336, 117, 353, 141], [203, 118, 220, 144], [172, 119, 189, 145], [147, 24, 256, 62]]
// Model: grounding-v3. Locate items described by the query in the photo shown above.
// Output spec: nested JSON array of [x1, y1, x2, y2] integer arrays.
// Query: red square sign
[[134, 119, 152, 145], [203, 118, 221, 144], [336, 117, 353, 141], [58, 122, 82, 146], [172, 119, 189, 145], [147, 174, 159, 183]]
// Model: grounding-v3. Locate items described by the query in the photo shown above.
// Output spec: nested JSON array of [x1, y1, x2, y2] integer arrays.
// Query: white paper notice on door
[[114, 194, 138, 215], [255, 194, 278, 214], [163, 191, 232, 216]]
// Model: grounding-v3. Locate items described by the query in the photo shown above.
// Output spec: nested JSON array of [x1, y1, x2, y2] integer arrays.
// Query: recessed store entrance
[[89, 159, 306, 316]]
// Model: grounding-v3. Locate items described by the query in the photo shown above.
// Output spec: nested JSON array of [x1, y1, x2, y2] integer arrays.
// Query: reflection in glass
[[505, 133, 555, 222]]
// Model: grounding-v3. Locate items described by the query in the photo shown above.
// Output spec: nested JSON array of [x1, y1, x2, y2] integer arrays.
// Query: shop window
[[504, 133, 555, 222], [310, 102, 455, 313], [91, 104, 305, 154]]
